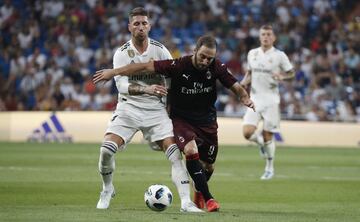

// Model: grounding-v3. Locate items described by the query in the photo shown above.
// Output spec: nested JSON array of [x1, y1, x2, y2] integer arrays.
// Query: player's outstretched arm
[[240, 70, 252, 87], [128, 83, 167, 96], [230, 82, 255, 111], [93, 61, 155, 84]]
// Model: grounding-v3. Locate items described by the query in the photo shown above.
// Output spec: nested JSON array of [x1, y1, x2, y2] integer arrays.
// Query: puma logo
[[194, 169, 203, 175], [182, 74, 190, 80], [171, 61, 176, 66]]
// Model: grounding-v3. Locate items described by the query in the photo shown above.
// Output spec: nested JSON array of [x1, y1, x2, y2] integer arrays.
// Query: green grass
[[0, 142, 359, 222]]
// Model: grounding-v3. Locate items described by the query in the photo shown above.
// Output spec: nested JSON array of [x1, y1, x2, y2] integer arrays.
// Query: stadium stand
[[0, 0, 359, 122]]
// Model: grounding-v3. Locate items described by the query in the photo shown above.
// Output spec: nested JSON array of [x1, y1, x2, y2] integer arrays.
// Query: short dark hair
[[129, 7, 149, 19], [260, 24, 274, 31], [195, 35, 217, 50]]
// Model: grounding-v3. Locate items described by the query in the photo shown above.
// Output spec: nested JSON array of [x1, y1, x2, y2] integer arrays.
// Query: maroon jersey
[[154, 55, 237, 125]]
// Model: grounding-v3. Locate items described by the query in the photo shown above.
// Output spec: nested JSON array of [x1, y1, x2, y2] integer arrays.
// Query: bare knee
[[243, 125, 257, 140], [262, 131, 273, 142], [156, 137, 176, 152], [183, 140, 198, 156], [104, 133, 124, 148]]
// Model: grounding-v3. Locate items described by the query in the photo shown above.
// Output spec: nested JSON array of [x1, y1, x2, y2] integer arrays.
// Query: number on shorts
[[208, 145, 215, 156]]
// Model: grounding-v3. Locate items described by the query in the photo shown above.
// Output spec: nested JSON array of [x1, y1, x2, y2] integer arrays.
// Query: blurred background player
[[93, 35, 255, 212], [240, 25, 295, 180], [96, 7, 202, 213]]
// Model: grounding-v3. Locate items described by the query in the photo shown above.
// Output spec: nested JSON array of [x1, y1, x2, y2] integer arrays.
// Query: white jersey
[[113, 38, 172, 110], [247, 46, 293, 109]]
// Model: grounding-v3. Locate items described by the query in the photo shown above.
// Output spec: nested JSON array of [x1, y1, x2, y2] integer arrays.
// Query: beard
[[194, 53, 207, 70], [135, 32, 147, 41]]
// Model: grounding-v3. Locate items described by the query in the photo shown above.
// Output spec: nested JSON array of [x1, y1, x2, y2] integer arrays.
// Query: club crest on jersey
[[127, 49, 135, 58], [178, 136, 185, 143], [206, 70, 212, 79]]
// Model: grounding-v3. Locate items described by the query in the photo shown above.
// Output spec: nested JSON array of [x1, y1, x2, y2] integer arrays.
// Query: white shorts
[[243, 104, 280, 133], [105, 101, 173, 149]]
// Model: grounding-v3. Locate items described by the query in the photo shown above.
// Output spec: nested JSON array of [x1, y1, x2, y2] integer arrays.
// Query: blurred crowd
[[0, 0, 359, 122]]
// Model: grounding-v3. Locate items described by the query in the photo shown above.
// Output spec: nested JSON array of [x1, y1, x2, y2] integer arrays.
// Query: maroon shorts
[[172, 117, 218, 164]]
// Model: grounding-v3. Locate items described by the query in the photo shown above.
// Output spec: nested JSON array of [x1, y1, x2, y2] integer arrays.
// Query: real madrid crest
[[206, 70, 212, 79], [127, 49, 135, 58]]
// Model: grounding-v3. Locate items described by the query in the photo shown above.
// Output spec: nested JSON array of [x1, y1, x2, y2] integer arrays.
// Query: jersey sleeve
[[154, 59, 178, 77], [216, 60, 237, 88], [113, 49, 130, 94], [113, 49, 128, 68], [279, 51, 293, 72], [160, 46, 173, 60]]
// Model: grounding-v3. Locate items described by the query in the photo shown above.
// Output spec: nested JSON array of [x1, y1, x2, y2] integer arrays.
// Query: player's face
[[194, 45, 216, 70], [128, 15, 151, 41], [259, 29, 275, 48]]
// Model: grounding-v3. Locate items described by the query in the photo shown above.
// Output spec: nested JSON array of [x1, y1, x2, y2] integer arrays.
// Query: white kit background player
[[241, 24, 294, 180], [96, 7, 202, 212]]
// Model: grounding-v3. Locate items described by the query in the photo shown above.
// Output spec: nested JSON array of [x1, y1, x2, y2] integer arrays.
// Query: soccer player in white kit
[[96, 7, 202, 212], [241, 25, 294, 180]]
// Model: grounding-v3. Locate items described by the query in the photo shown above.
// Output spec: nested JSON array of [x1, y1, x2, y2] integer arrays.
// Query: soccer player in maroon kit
[[93, 35, 255, 212]]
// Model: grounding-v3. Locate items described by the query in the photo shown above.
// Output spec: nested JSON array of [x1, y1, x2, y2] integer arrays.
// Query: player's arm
[[230, 82, 255, 111], [272, 69, 295, 81], [93, 61, 156, 83], [128, 83, 167, 96], [240, 70, 252, 87], [272, 52, 295, 81]]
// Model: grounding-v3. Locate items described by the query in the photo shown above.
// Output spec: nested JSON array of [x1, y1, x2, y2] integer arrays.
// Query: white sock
[[99, 141, 118, 191], [264, 140, 275, 172], [165, 144, 191, 206], [249, 132, 264, 146]]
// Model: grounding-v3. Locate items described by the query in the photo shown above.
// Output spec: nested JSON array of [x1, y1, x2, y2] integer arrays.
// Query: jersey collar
[[260, 46, 275, 54], [130, 38, 150, 56]]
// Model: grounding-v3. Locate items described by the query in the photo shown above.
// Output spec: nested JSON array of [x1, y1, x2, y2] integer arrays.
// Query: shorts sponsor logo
[[27, 114, 72, 143]]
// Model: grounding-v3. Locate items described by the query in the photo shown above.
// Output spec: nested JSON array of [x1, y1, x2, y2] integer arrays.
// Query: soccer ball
[[144, 184, 173, 211]]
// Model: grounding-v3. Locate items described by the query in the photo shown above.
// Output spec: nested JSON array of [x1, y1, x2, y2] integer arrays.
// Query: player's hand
[[241, 97, 255, 112], [144, 84, 168, 96], [272, 73, 283, 81], [93, 69, 115, 84]]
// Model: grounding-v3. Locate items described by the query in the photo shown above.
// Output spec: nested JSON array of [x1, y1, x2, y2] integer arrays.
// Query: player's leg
[[97, 106, 138, 209], [196, 127, 220, 212], [96, 133, 123, 209], [143, 110, 202, 212], [261, 131, 275, 180], [260, 104, 280, 180], [172, 117, 219, 212], [183, 141, 213, 200], [156, 138, 203, 213], [184, 141, 219, 212], [200, 161, 214, 181], [243, 108, 265, 157], [194, 161, 214, 210]]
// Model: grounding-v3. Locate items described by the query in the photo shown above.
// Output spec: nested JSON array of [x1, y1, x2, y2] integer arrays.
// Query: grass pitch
[[0, 142, 359, 222]]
